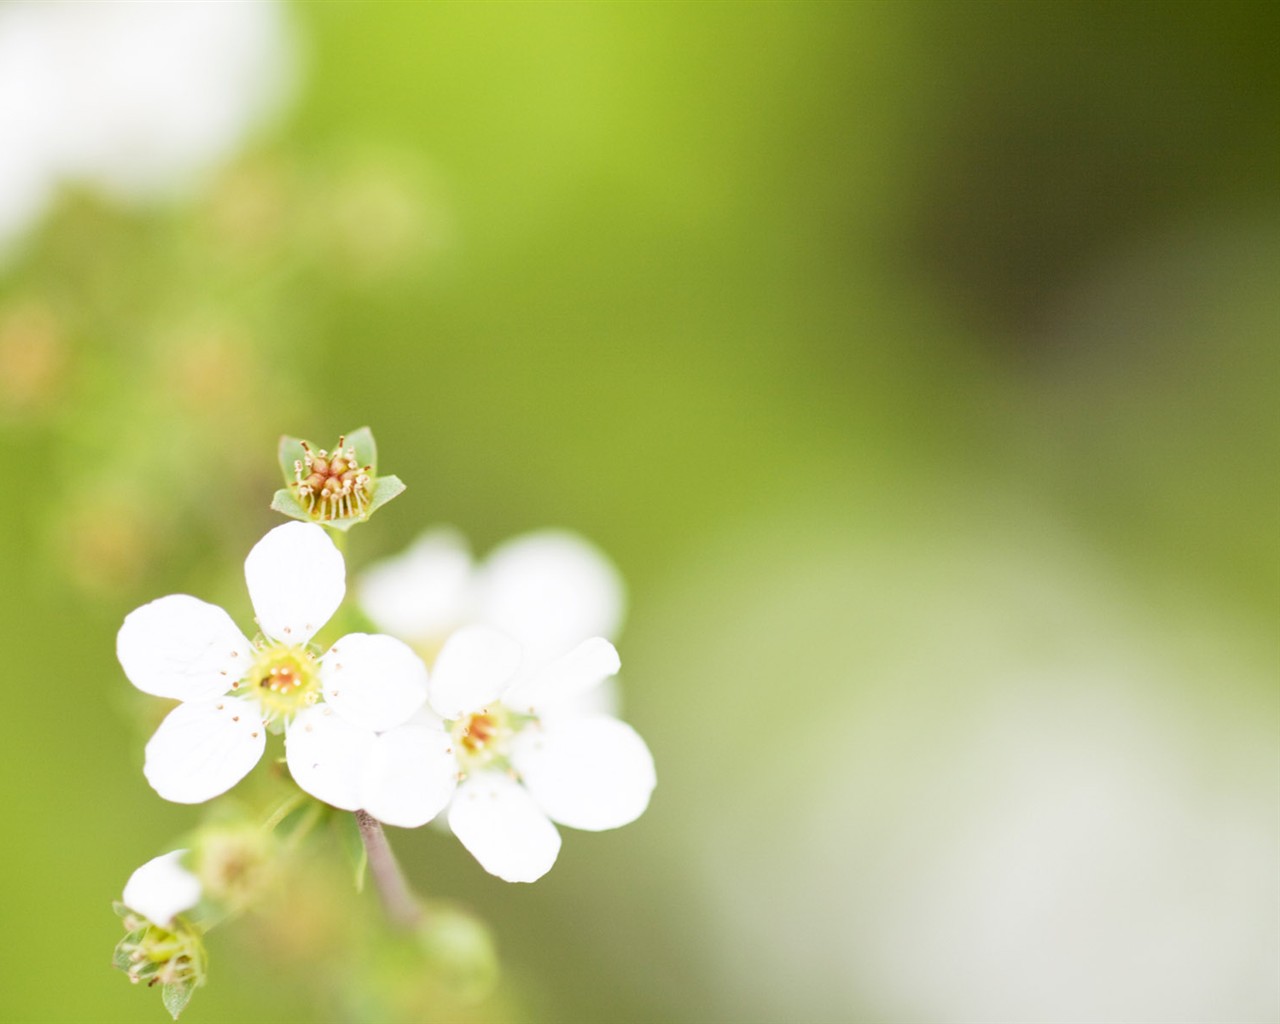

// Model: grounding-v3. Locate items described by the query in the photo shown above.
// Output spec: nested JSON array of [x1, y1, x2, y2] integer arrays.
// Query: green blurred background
[[1, 3, 1276, 1021]]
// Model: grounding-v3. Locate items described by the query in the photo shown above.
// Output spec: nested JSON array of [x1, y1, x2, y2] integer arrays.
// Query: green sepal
[[162, 979, 196, 1020], [310, 474, 406, 532], [269, 487, 311, 523], [365, 474, 405, 517], [270, 430, 400, 530], [277, 434, 307, 484], [334, 812, 369, 893], [112, 933, 139, 971], [345, 426, 378, 474]]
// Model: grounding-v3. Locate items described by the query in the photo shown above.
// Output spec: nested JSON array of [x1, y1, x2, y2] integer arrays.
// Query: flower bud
[[271, 426, 405, 531], [191, 822, 276, 912], [113, 852, 208, 1019]]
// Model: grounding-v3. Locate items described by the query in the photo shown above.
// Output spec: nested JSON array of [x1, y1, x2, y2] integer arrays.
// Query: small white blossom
[[0, 0, 294, 255], [117, 850, 208, 1002], [365, 626, 656, 883], [117, 523, 430, 809], [122, 851, 201, 929], [358, 528, 625, 685]]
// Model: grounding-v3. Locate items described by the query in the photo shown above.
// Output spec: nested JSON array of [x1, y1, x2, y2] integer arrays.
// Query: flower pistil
[[293, 437, 372, 520], [245, 641, 320, 726]]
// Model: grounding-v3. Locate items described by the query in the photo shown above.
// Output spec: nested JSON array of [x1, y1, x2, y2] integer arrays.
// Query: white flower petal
[[426, 625, 521, 720], [511, 715, 656, 831], [0, 1, 294, 202], [361, 723, 458, 828], [117, 595, 251, 701], [402, 704, 448, 731], [143, 699, 266, 804], [284, 705, 374, 811], [476, 530, 625, 665], [501, 637, 621, 714], [447, 772, 561, 883], [320, 633, 428, 733], [122, 850, 201, 927], [244, 522, 344, 644], [358, 527, 474, 641], [557, 674, 622, 718]]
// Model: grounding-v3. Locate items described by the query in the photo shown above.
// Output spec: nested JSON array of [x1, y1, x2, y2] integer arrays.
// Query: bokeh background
[[1, 3, 1276, 1022]]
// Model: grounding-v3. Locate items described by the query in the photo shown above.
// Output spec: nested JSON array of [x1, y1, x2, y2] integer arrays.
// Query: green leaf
[[270, 487, 311, 523], [345, 426, 377, 473], [161, 979, 196, 1020], [277, 435, 307, 484], [334, 812, 369, 893]]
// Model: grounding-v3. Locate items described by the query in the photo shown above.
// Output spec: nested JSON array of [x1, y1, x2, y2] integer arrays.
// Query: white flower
[[358, 528, 625, 679], [117, 850, 208, 997], [122, 851, 201, 928], [117, 522, 430, 809], [365, 626, 656, 883], [0, 0, 294, 256]]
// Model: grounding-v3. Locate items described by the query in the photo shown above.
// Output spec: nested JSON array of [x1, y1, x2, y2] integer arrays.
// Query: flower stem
[[354, 810, 423, 931], [261, 792, 306, 832], [283, 802, 324, 853]]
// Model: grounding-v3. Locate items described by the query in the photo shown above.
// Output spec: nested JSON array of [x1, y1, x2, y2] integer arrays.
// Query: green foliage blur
[[1, 4, 1275, 1022]]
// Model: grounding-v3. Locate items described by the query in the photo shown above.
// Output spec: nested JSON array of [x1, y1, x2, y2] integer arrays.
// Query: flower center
[[116, 918, 207, 989], [243, 643, 320, 722], [450, 708, 512, 770], [292, 436, 372, 521]]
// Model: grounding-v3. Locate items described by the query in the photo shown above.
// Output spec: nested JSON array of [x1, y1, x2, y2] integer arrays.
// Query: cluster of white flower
[[0, 0, 293, 255], [118, 523, 655, 883]]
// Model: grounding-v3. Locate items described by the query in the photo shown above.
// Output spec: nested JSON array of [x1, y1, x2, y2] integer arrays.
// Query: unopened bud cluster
[[293, 437, 372, 520], [194, 822, 277, 911], [115, 914, 207, 992]]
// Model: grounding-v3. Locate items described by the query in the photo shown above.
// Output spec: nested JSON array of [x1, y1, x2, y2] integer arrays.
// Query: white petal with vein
[[117, 594, 250, 701], [512, 714, 656, 831], [501, 637, 620, 714], [144, 698, 266, 803], [447, 772, 561, 883], [362, 723, 457, 828], [244, 522, 344, 644], [427, 626, 521, 720], [358, 527, 474, 640], [284, 705, 374, 811], [320, 633, 428, 732], [476, 530, 625, 664]]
